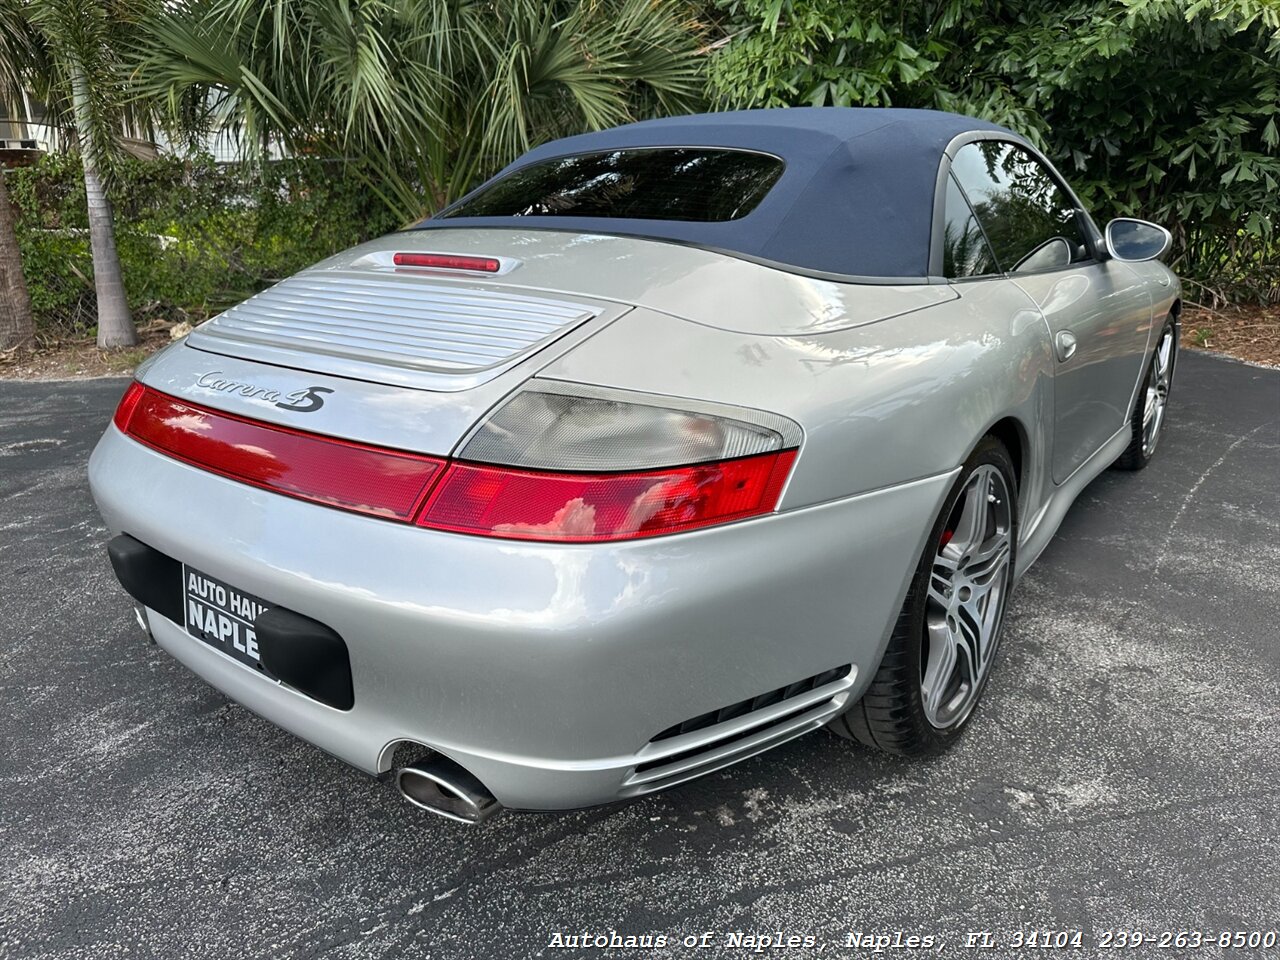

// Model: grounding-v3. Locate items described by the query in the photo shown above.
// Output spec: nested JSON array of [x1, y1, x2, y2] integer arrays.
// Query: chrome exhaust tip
[[396, 754, 502, 824], [133, 604, 155, 643]]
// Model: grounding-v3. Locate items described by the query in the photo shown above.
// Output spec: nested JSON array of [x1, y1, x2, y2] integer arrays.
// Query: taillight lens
[[112, 381, 145, 432], [418, 450, 796, 542], [393, 252, 500, 272], [429, 382, 801, 540], [117, 385, 443, 520], [460, 388, 792, 470], [112, 382, 800, 540]]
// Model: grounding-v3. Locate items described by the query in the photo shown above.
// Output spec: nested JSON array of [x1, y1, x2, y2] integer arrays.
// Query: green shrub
[[7, 153, 400, 336], [707, 0, 1280, 303]]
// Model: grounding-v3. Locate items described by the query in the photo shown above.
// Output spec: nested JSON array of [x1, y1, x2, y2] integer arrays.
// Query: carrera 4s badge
[[196, 372, 333, 413], [275, 386, 333, 413]]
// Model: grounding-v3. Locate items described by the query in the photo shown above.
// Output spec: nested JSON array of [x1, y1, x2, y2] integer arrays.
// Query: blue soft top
[[412, 108, 1015, 280]]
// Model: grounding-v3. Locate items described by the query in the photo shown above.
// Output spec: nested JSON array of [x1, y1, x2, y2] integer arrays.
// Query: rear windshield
[[441, 148, 784, 223]]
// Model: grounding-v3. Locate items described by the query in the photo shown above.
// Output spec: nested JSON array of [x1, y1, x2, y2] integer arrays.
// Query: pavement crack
[[1152, 420, 1276, 577]]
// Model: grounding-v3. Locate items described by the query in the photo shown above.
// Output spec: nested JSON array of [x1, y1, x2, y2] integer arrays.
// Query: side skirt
[[1014, 424, 1131, 578]]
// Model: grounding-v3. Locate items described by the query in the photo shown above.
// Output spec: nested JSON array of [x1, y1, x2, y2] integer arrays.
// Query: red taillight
[[112, 381, 145, 432], [116, 385, 797, 539], [121, 386, 443, 520], [393, 252, 500, 273], [417, 451, 797, 542]]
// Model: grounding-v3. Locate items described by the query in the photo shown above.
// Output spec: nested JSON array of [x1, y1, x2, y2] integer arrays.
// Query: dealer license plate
[[182, 565, 271, 672]]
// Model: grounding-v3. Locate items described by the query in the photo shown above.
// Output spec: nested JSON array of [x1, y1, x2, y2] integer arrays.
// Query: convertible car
[[90, 108, 1179, 823]]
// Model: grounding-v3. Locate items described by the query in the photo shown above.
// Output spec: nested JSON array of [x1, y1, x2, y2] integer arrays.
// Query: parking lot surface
[[1, 350, 1277, 959]]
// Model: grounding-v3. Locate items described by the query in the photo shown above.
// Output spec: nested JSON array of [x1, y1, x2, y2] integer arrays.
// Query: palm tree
[[0, 163, 35, 353], [0, 6, 36, 353], [4, 0, 153, 348], [134, 0, 706, 221]]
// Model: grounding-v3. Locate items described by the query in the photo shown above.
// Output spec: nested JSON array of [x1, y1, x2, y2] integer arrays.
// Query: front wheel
[[1114, 316, 1177, 470], [830, 436, 1018, 754]]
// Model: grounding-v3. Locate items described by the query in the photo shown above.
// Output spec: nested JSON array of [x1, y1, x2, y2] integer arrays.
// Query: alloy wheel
[[921, 465, 1013, 729], [1142, 327, 1175, 457]]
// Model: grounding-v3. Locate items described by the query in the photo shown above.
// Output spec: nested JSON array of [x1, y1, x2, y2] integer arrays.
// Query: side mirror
[[1104, 218, 1172, 262]]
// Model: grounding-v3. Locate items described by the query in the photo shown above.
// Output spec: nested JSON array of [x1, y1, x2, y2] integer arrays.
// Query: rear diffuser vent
[[621, 664, 856, 796], [651, 664, 852, 742], [635, 701, 821, 776]]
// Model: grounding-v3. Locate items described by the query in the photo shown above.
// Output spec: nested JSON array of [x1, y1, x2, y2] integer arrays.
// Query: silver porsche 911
[[90, 108, 1180, 822]]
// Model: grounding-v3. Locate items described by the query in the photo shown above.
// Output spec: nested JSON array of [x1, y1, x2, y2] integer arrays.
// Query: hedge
[[7, 153, 400, 337]]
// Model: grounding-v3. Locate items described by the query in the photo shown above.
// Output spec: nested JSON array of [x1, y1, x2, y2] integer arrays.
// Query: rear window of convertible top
[[441, 148, 784, 223]]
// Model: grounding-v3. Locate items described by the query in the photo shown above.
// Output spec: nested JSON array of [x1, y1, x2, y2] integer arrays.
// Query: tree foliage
[[133, 0, 706, 220], [8, 152, 398, 337], [19, 0, 160, 176], [1, 0, 165, 346], [707, 0, 1280, 302]]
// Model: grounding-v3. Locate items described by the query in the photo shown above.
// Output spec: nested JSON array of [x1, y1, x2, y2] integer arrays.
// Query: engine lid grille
[[188, 270, 602, 391]]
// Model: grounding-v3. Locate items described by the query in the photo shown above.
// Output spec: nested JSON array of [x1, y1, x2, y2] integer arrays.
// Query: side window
[[942, 174, 999, 278], [950, 141, 1089, 273]]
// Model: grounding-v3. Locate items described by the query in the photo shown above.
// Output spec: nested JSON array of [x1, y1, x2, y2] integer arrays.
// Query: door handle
[[1055, 330, 1078, 363]]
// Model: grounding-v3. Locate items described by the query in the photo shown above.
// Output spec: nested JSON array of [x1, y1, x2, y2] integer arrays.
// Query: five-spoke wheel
[[830, 436, 1018, 753], [1142, 324, 1175, 458], [922, 464, 1013, 729], [1118, 314, 1178, 471]]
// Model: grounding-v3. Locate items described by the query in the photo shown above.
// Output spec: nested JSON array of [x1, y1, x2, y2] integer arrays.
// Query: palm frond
[[131, 0, 707, 218]]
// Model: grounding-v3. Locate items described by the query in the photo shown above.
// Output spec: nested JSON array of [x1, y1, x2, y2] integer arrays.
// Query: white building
[[2, 87, 256, 164]]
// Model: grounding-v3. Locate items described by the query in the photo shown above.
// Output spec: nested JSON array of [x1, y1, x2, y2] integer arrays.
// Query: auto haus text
[[185, 571, 265, 661], [547, 931, 819, 951]]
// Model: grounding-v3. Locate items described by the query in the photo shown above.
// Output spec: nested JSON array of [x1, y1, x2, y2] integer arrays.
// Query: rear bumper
[[89, 425, 954, 810]]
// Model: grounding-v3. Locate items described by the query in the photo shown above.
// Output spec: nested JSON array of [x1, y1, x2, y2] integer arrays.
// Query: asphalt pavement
[[1, 350, 1277, 960]]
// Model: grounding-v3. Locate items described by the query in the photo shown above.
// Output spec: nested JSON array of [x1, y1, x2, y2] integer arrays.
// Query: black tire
[[829, 436, 1018, 755], [1114, 315, 1178, 471]]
